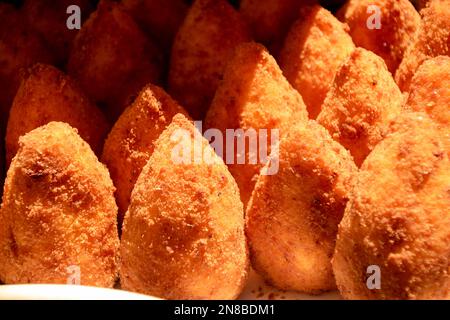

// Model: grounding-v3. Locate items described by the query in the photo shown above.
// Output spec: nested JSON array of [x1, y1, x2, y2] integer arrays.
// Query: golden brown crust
[[280, 5, 355, 119], [120, 114, 248, 299], [333, 113, 450, 300], [101, 84, 190, 224], [317, 48, 403, 167], [0, 122, 119, 287], [246, 120, 357, 293], [205, 42, 308, 206], [6, 64, 109, 166], [405, 56, 450, 132], [395, 0, 450, 92], [68, 0, 163, 122], [337, 0, 420, 74], [168, 0, 251, 120], [122, 0, 188, 51]]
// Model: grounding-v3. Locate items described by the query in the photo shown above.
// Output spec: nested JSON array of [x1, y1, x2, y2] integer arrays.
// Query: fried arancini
[[0, 122, 119, 286], [337, 0, 420, 74], [6, 64, 109, 166], [279, 5, 355, 119], [405, 56, 450, 134], [122, 0, 188, 51], [101, 84, 189, 224], [333, 113, 450, 300], [120, 114, 248, 299], [204, 42, 308, 206], [239, 0, 317, 53], [317, 48, 403, 167], [68, 0, 163, 122], [246, 120, 357, 293], [22, 0, 94, 66], [395, 0, 450, 92], [168, 0, 251, 120], [0, 3, 55, 130]]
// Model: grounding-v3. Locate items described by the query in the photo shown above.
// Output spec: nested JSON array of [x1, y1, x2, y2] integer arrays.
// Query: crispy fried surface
[[333, 113, 450, 299], [122, 0, 188, 51], [246, 120, 357, 293], [68, 0, 163, 122], [239, 0, 317, 53], [337, 0, 420, 74], [6, 64, 109, 166], [395, 0, 450, 91], [0, 122, 119, 286], [280, 5, 355, 119], [22, 0, 94, 66], [120, 114, 248, 299], [317, 48, 403, 167], [0, 3, 55, 129], [101, 84, 189, 224], [405, 56, 450, 133], [168, 0, 251, 120], [205, 42, 308, 206]]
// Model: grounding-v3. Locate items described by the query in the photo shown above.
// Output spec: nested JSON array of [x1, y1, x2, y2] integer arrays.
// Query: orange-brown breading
[[246, 120, 357, 293], [120, 114, 248, 299], [205, 42, 308, 206], [22, 0, 94, 66], [239, 0, 317, 53], [395, 0, 450, 92], [168, 0, 251, 120], [122, 0, 188, 51], [337, 0, 420, 74], [317, 48, 403, 167], [67, 0, 163, 122], [279, 5, 355, 119], [101, 84, 190, 224], [405, 56, 450, 134], [333, 113, 450, 300], [0, 3, 55, 130], [6, 64, 109, 166], [0, 122, 119, 287]]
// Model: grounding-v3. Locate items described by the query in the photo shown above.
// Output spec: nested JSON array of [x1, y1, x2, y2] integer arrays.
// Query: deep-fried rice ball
[[0, 122, 119, 286], [102, 84, 189, 224], [337, 0, 420, 74], [395, 0, 450, 92], [168, 0, 251, 120], [68, 0, 163, 121], [317, 48, 403, 167], [205, 42, 308, 206], [6, 64, 109, 166], [333, 112, 450, 300], [120, 114, 248, 299], [246, 120, 357, 293], [280, 5, 355, 119]]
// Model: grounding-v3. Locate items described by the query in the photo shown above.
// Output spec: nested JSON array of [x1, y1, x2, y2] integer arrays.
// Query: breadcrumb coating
[[246, 120, 357, 293], [0, 122, 119, 287], [280, 5, 355, 119], [333, 112, 450, 300], [317, 48, 403, 167], [120, 114, 248, 299], [168, 0, 251, 120], [6, 64, 109, 166], [102, 84, 189, 224], [205, 42, 308, 206]]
